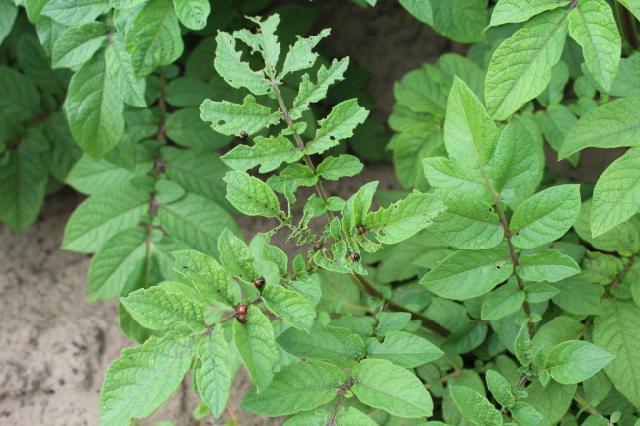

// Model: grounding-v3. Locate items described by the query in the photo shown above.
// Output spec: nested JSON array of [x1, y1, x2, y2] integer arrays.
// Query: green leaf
[[523, 381, 576, 425], [449, 385, 503, 425], [511, 402, 543, 426], [267, 163, 318, 199], [574, 200, 640, 256], [42, 0, 110, 25], [200, 95, 279, 137], [277, 323, 364, 368], [105, 33, 147, 108], [62, 187, 149, 252], [292, 58, 349, 119], [51, 22, 109, 69], [420, 247, 514, 300], [487, 116, 545, 207], [217, 228, 258, 282], [366, 330, 443, 368], [515, 323, 533, 365], [559, 98, 640, 159], [99, 334, 194, 426], [233, 307, 279, 392], [173, 0, 210, 30], [165, 108, 231, 150], [223, 171, 282, 218], [481, 282, 525, 321], [567, 0, 620, 91], [0, 65, 40, 122], [376, 312, 411, 336], [157, 193, 237, 256], [213, 31, 270, 96], [241, 360, 345, 416], [279, 28, 331, 79], [87, 227, 147, 301], [510, 184, 581, 249], [66, 154, 150, 195], [242, 14, 281, 76], [444, 77, 498, 170], [221, 135, 302, 173], [489, 0, 569, 27], [194, 329, 232, 418], [399, 0, 433, 25], [423, 156, 491, 201], [427, 0, 487, 43], [262, 284, 315, 331], [284, 406, 377, 426], [65, 51, 125, 158], [304, 99, 369, 155], [316, 154, 363, 181], [0, 0, 18, 44], [610, 52, 640, 98], [0, 138, 48, 233], [552, 277, 603, 316], [365, 192, 446, 245], [618, 0, 640, 20], [518, 249, 581, 282], [352, 358, 434, 418], [428, 191, 504, 250], [121, 286, 207, 331], [486, 369, 515, 408], [125, 0, 184, 78], [593, 300, 640, 408], [485, 9, 568, 120], [172, 249, 234, 305], [591, 148, 640, 237], [166, 77, 216, 107], [546, 340, 614, 384], [531, 316, 584, 353]]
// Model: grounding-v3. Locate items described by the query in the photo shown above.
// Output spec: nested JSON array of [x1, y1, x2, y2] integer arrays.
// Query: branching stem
[[325, 378, 354, 426]]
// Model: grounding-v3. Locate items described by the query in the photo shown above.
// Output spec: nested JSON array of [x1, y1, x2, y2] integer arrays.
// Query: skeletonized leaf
[[214, 31, 270, 95], [304, 99, 369, 155], [316, 154, 363, 181], [200, 95, 279, 137], [221, 135, 302, 173], [485, 9, 568, 120], [173, 0, 210, 30], [279, 28, 330, 79], [292, 58, 349, 119]]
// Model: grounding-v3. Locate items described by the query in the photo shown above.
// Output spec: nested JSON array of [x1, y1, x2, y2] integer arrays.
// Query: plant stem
[[268, 78, 450, 338], [325, 378, 354, 426], [573, 393, 600, 416]]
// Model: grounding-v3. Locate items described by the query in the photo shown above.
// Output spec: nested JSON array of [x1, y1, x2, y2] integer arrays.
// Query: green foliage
[[2, 0, 640, 424]]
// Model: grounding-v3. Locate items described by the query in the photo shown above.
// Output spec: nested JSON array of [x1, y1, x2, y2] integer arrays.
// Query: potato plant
[[1, 0, 640, 425]]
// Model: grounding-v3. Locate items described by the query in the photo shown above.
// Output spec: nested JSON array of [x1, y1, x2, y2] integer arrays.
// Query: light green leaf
[[267, 163, 317, 199], [593, 300, 640, 408], [51, 22, 109, 69], [172, 249, 234, 305], [531, 316, 584, 354], [42, 0, 109, 25], [279, 28, 330, 79], [399, 0, 433, 25], [427, 0, 487, 43], [173, 0, 210, 30], [0, 0, 18, 44], [485, 9, 569, 120], [574, 200, 640, 256], [366, 330, 443, 368], [517, 249, 581, 282], [423, 156, 491, 201], [567, 0, 620, 91], [99, 334, 194, 426], [125, 0, 184, 78], [486, 369, 515, 408], [420, 247, 514, 300], [277, 323, 364, 368], [217, 229, 257, 282], [121, 286, 207, 331], [200, 95, 279, 137], [241, 360, 345, 416], [481, 282, 525, 321], [304, 99, 369, 155], [244, 14, 280, 76], [65, 51, 125, 158], [523, 381, 576, 425], [489, 0, 569, 27], [62, 187, 149, 252], [449, 385, 503, 426], [194, 329, 232, 418], [365, 192, 446, 245], [546, 340, 614, 384], [223, 171, 282, 218], [552, 277, 603, 316], [428, 191, 504, 250], [284, 406, 377, 426], [221, 135, 302, 173], [444, 77, 498, 170], [610, 53, 640, 98], [233, 307, 279, 392], [559, 97, 640, 158], [342, 180, 378, 234], [157, 193, 237, 256], [591, 148, 640, 237], [352, 358, 433, 418], [511, 402, 543, 426], [105, 33, 147, 108], [292, 58, 349, 119], [0, 138, 48, 233], [213, 31, 270, 96], [316, 154, 363, 181], [87, 227, 147, 301], [262, 284, 315, 331], [510, 184, 581, 249]]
